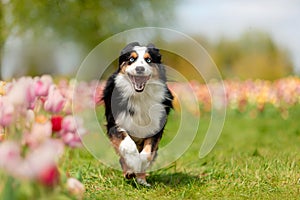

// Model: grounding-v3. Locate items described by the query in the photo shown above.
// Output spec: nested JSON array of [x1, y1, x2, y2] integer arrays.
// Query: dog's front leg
[[119, 135, 142, 175], [137, 137, 160, 186], [109, 127, 140, 179]]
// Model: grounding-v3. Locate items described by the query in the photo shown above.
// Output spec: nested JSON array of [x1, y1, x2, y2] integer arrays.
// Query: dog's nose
[[135, 66, 145, 74]]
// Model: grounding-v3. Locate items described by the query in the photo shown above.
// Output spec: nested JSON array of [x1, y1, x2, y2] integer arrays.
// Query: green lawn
[[68, 105, 300, 199]]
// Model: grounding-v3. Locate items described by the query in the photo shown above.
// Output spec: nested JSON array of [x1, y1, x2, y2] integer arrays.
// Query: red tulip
[[38, 165, 60, 187], [51, 115, 63, 132]]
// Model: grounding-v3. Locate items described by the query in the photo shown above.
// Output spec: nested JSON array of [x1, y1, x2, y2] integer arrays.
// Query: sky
[[175, 0, 300, 73]]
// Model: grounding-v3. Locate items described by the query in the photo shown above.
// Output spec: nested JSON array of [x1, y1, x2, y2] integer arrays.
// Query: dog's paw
[[136, 177, 151, 187], [124, 171, 136, 179]]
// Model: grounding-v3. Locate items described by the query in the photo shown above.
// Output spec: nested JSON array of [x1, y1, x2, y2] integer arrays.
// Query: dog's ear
[[147, 43, 161, 64], [118, 42, 140, 67]]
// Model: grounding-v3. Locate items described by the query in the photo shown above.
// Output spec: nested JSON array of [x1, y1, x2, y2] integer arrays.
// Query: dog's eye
[[145, 58, 152, 63], [129, 57, 135, 63]]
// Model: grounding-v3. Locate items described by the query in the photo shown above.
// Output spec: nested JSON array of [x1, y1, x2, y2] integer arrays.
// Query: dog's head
[[117, 42, 164, 92]]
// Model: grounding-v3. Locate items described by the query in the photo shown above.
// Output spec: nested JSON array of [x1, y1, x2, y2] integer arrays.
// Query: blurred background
[[0, 0, 299, 80]]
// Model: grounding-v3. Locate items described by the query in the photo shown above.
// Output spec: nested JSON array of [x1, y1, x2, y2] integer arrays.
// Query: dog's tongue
[[129, 75, 150, 92]]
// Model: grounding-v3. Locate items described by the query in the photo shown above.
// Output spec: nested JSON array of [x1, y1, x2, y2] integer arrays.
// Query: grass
[[67, 105, 300, 199]]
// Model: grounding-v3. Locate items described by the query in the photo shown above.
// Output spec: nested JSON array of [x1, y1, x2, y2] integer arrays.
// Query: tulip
[[60, 115, 86, 148], [34, 75, 53, 96], [6, 77, 36, 109], [24, 118, 52, 147], [51, 115, 63, 132], [61, 115, 77, 133], [0, 81, 6, 95], [0, 141, 22, 173], [44, 85, 66, 113], [0, 96, 15, 127], [37, 164, 60, 187], [67, 177, 85, 198], [62, 132, 82, 148], [25, 139, 64, 183]]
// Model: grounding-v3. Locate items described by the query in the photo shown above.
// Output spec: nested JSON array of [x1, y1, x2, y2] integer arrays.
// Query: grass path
[[68, 106, 300, 199]]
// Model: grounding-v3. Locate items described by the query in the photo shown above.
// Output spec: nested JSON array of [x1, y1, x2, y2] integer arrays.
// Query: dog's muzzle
[[128, 74, 151, 92]]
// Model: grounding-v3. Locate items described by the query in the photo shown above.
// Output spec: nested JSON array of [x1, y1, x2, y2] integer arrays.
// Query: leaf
[[1, 176, 16, 200]]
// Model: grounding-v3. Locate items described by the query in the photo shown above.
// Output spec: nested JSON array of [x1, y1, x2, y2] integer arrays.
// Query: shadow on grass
[[148, 172, 205, 187], [123, 172, 205, 189]]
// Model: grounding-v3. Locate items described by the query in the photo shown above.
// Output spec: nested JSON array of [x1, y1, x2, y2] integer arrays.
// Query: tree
[[0, 2, 4, 78], [212, 31, 293, 80], [0, 0, 177, 77]]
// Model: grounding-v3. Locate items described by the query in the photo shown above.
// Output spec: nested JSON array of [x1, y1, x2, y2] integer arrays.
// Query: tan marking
[[130, 52, 138, 59], [141, 138, 159, 162], [110, 131, 127, 154], [143, 138, 152, 154], [149, 138, 160, 162], [131, 135, 146, 152], [119, 62, 128, 74], [143, 52, 151, 59]]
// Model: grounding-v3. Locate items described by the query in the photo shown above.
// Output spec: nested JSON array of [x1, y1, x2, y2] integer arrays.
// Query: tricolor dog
[[103, 42, 173, 186]]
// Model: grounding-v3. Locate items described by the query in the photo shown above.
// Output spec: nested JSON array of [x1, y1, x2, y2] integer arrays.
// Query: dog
[[102, 42, 173, 186]]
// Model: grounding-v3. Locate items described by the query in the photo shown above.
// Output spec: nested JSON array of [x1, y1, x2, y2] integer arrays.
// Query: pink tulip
[[67, 177, 85, 197], [22, 139, 64, 181], [34, 75, 53, 96], [0, 141, 22, 173], [0, 96, 15, 127], [44, 85, 66, 113], [6, 77, 36, 109], [61, 115, 77, 133], [25, 120, 52, 147], [60, 115, 86, 148], [62, 132, 82, 148]]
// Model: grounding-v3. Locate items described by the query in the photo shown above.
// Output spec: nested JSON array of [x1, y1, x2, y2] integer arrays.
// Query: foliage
[[0, 0, 177, 77], [0, 3, 4, 78], [5, 0, 176, 49], [212, 31, 293, 79], [146, 31, 294, 81]]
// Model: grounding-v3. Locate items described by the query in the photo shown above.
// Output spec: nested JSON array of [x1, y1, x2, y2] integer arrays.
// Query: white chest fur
[[115, 74, 166, 138]]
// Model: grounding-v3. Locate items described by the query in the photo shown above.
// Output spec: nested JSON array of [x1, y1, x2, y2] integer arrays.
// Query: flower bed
[[0, 75, 300, 198], [168, 76, 300, 117], [0, 76, 89, 199]]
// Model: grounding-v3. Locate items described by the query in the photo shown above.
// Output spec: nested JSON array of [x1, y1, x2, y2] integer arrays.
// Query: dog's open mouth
[[128, 74, 150, 92]]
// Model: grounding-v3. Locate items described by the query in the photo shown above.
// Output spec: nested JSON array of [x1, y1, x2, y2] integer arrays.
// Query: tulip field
[[1, 75, 300, 199]]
